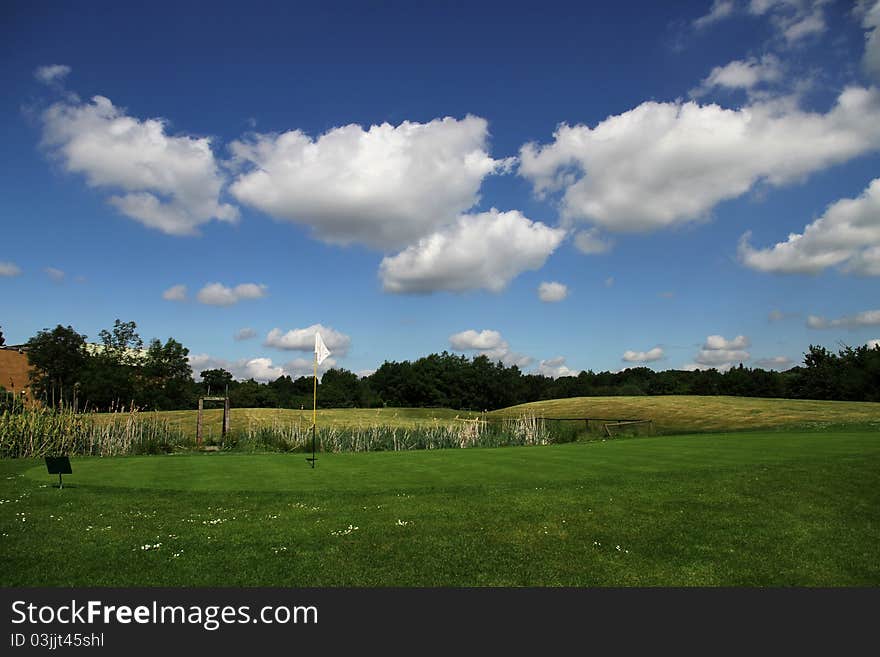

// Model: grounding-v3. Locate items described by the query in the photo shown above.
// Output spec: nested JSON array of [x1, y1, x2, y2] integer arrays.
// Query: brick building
[[0, 346, 34, 404]]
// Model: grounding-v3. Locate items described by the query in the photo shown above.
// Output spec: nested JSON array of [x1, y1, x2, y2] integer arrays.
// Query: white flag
[[315, 331, 331, 365]]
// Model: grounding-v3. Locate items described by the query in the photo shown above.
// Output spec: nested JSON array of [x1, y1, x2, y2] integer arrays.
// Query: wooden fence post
[[196, 397, 204, 445]]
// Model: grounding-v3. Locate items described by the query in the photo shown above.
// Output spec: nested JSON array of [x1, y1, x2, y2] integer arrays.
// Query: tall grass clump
[[0, 406, 191, 458], [0, 409, 576, 458], [220, 419, 313, 452], [221, 412, 559, 453]]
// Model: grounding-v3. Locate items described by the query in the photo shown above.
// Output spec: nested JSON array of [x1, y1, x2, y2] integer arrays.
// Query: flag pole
[[310, 348, 317, 468], [309, 332, 330, 469]]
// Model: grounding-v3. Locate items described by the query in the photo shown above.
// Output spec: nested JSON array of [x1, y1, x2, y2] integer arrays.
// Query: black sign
[[44, 456, 72, 475]]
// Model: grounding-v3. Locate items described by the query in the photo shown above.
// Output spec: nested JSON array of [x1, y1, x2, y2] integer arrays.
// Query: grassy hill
[[488, 395, 880, 434], [95, 396, 880, 440]]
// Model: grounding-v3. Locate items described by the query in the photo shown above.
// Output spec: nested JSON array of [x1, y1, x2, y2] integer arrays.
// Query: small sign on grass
[[44, 456, 72, 489]]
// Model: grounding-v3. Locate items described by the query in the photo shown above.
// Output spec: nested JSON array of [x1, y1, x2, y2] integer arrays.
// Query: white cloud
[[41, 95, 238, 236], [536, 356, 579, 378], [231, 283, 265, 299], [538, 281, 568, 303], [229, 115, 511, 250], [694, 349, 751, 367], [44, 267, 65, 282], [806, 309, 880, 329], [862, 1, 880, 81], [0, 262, 21, 277], [196, 282, 267, 306], [234, 327, 257, 341], [704, 334, 751, 350], [783, 10, 825, 41], [754, 355, 794, 369], [188, 354, 274, 381], [35, 64, 71, 85], [867, 338, 880, 348], [690, 334, 751, 370], [162, 284, 187, 301], [739, 178, 880, 275], [573, 228, 613, 254], [693, 0, 736, 29], [693, 0, 830, 43], [240, 357, 287, 382], [519, 86, 880, 233], [188, 354, 222, 375], [356, 368, 377, 378], [188, 353, 335, 382], [682, 362, 737, 372], [748, 0, 829, 44], [622, 347, 665, 363], [283, 356, 338, 379], [748, 0, 779, 13], [449, 329, 533, 368], [449, 329, 505, 351], [691, 55, 782, 96], [264, 324, 351, 356], [844, 246, 880, 275], [380, 209, 565, 294]]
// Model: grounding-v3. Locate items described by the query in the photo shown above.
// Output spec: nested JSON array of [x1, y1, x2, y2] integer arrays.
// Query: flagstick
[[310, 350, 317, 468]]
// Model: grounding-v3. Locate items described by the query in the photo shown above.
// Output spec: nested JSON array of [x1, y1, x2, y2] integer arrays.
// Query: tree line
[[4, 320, 880, 413]]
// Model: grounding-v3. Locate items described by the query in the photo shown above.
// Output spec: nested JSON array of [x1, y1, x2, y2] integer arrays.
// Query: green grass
[[490, 395, 880, 434], [2, 427, 878, 586]]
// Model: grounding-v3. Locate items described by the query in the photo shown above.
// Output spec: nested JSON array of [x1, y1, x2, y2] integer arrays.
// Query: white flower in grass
[[331, 524, 360, 536]]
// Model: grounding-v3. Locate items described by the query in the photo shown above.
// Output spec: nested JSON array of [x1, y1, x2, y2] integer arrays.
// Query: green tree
[[201, 368, 234, 395], [99, 319, 143, 364], [318, 368, 361, 408], [140, 338, 194, 409], [230, 379, 277, 408], [798, 345, 838, 400], [79, 320, 144, 411], [25, 325, 88, 407]]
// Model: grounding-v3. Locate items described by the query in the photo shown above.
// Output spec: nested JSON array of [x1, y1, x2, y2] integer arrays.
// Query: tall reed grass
[[1, 408, 569, 458], [0, 406, 190, 458], [223, 412, 556, 453]]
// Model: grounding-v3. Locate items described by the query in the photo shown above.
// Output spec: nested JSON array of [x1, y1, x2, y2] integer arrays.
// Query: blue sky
[[2, 0, 879, 381]]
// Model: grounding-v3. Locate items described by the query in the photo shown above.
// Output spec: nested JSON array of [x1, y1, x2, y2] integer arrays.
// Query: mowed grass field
[[490, 395, 880, 434], [2, 425, 878, 586]]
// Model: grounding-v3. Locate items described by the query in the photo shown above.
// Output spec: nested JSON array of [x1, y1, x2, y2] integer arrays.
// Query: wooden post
[[223, 397, 230, 438], [197, 397, 204, 445]]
